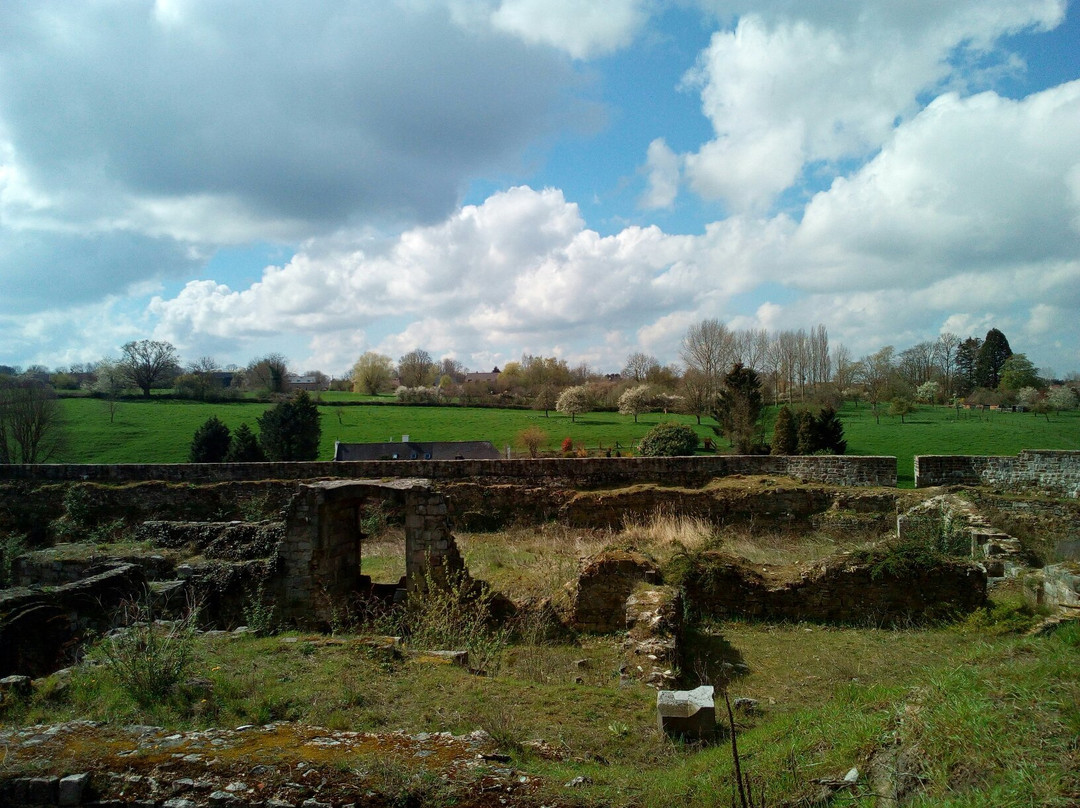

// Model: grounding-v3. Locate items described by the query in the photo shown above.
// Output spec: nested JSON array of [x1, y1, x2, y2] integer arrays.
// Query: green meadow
[[54, 395, 1080, 486]]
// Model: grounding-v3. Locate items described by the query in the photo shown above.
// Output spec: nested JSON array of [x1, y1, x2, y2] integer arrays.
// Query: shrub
[[770, 406, 797, 455], [257, 390, 321, 461], [561, 436, 573, 453], [224, 423, 265, 462], [189, 415, 231, 463], [516, 426, 549, 458], [0, 532, 26, 588], [638, 422, 699, 456]]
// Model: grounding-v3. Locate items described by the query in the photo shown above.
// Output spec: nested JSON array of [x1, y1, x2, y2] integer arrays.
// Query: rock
[[564, 775, 592, 788], [209, 791, 240, 805], [732, 697, 760, 714], [413, 649, 469, 667], [657, 685, 716, 740], [844, 767, 860, 783], [0, 674, 33, 698], [58, 772, 89, 807]]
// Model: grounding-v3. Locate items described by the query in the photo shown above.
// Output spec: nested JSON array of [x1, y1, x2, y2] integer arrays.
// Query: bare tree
[[934, 332, 961, 397], [859, 346, 896, 424], [0, 380, 63, 463], [120, 340, 180, 398], [680, 319, 734, 404], [831, 344, 856, 391], [622, 352, 659, 382]]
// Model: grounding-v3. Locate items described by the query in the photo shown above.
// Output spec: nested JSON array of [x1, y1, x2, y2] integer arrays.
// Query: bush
[[770, 406, 797, 455], [224, 423, 265, 462], [638, 422, 699, 456], [0, 532, 26, 588], [516, 426, 549, 458], [561, 437, 573, 453], [257, 391, 321, 461], [189, 415, 231, 463]]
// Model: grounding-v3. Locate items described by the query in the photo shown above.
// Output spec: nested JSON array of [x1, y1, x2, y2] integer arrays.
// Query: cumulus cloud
[[0, 0, 579, 311], [640, 138, 680, 209], [489, 0, 649, 59], [675, 0, 1066, 211]]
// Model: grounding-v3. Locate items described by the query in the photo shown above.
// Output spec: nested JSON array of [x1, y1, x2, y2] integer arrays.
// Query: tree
[[859, 346, 895, 424], [770, 406, 797, 455], [617, 384, 654, 423], [556, 385, 591, 422], [1017, 386, 1041, 410], [532, 384, 559, 417], [975, 328, 1012, 389], [398, 349, 435, 388], [352, 352, 394, 395], [1048, 386, 1079, 412], [516, 426, 549, 458], [814, 407, 847, 454], [889, 397, 916, 424], [916, 380, 941, 404], [246, 353, 290, 396], [189, 416, 231, 463], [638, 422, 699, 456], [678, 369, 711, 425], [998, 353, 1041, 392], [120, 340, 179, 398], [622, 352, 659, 382], [681, 319, 734, 405], [257, 391, 321, 461], [93, 358, 127, 422], [955, 337, 982, 395], [796, 411, 817, 455], [934, 332, 961, 396], [711, 363, 764, 454], [224, 423, 265, 462], [0, 380, 63, 464]]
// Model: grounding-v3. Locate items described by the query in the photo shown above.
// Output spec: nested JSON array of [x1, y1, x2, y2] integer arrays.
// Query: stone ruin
[[0, 478, 467, 677]]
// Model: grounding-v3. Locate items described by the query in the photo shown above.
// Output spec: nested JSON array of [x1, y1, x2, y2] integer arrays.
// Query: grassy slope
[[55, 397, 1080, 487]]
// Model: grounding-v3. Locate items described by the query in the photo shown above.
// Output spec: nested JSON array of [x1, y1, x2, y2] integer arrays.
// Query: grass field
[[53, 395, 1080, 486]]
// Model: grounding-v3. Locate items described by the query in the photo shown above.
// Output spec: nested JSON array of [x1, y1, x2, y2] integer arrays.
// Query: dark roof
[[334, 441, 502, 461]]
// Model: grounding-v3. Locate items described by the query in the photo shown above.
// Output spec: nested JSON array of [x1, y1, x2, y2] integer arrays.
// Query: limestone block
[[657, 685, 716, 740]]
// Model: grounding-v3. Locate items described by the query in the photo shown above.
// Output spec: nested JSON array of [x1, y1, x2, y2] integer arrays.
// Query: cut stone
[[657, 685, 716, 740]]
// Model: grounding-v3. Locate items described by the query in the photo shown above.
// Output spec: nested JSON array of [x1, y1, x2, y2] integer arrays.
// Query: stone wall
[[0, 454, 898, 488], [915, 450, 1080, 497], [681, 551, 986, 625], [278, 479, 464, 625]]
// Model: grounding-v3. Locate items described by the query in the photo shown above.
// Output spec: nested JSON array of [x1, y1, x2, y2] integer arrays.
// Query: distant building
[[462, 367, 501, 386], [287, 374, 327, 391], [334, 439, 502, 461]]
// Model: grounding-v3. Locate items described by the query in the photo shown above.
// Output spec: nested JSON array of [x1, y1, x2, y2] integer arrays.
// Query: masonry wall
[[0, 454, 897, 488], [915, 450, 1080, 497]]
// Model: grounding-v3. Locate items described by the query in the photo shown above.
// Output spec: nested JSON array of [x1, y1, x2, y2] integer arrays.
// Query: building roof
[[333, 440, 502, 461]]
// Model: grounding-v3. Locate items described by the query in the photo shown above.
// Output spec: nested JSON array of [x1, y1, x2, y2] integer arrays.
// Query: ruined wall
[[915, 451, 1080, 497], [682, 552, 986, 625], [0, 454, 898, 488]]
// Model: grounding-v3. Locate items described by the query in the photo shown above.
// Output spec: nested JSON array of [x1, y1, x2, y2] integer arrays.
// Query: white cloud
[[490, 0, 650, 59], [640, 137, 680, 209], [676, 1, 1066, 211]]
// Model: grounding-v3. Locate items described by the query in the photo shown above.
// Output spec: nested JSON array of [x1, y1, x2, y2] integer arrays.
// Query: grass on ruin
[[6, 595, 1078, 806]]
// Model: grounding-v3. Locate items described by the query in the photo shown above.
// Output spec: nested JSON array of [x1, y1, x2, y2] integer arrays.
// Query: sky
[[2, 0, 1079, 378]]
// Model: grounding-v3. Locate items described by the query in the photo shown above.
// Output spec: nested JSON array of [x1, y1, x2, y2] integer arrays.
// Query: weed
[[97, 593, 199, 707], [242, 580, 278, 636], [0, 531, 26, 588], [405, 566, 509, 676]]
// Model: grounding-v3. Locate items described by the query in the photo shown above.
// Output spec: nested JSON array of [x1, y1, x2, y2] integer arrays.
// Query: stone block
[[59, 772, 89, 807], [657, 685, 716, 740]]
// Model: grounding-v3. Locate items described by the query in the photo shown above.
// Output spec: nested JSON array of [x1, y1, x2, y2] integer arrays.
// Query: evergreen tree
[[815, 407, 847, 454], [711, 362, 764, 454], [770, 406, 797, 455], [955, 337, 982, 395], [975, 328, 1012, 389], [796, 411, 817, 455], [224, 422, 265, 462], [257, 391, 321, 461], [189, 416, 231, 463]]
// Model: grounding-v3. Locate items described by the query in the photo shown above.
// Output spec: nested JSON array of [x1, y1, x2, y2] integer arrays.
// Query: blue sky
[[2, 0, 1079, 378]]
